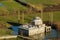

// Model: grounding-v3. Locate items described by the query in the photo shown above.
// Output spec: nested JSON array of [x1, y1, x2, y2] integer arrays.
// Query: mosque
[[18, 17, 51, 36]]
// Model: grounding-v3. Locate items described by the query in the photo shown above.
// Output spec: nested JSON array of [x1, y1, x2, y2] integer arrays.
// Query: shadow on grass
[[14, 0, 30, 7], [7, 21, 22, 30], [7, 21, 22, 26], [7, 21, 57, 30]]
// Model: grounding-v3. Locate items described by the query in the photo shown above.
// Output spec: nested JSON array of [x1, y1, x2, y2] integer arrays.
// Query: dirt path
[[0, 35, 17, 39]]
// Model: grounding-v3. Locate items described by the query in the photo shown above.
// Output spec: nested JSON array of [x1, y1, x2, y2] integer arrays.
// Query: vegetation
[[0, 28, 12, 36], [19, 0, 60, 4], [0, 0, 60, 40]]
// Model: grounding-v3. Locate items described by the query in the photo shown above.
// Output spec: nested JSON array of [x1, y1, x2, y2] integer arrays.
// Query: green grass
[[0, 0, 60, 37], [26, 0, 60, 4], [0, 1, 60, 40], [1, 0, 60, 4], [0, 1, 27, 14], [24, 11, 60, 22], [0, 11, 60, 25], [0, 28, 12, 36]]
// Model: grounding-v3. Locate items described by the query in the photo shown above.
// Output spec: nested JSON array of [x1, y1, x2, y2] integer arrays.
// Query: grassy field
[[0, 28, 12, 36], [0, 2, 60, 27], [26, 0, 60, 4], [0, 11, 60, 26]]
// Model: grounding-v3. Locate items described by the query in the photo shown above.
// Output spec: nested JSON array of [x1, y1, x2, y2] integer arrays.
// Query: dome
[[31, 17, 43, 25], [34, 17, 41, 20]]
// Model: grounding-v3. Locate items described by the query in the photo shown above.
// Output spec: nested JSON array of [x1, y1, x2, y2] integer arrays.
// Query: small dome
[[31, 17, 43, 25], [34, 17, 41, 20]]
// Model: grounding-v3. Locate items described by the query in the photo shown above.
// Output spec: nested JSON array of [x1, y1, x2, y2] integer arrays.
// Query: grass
[[0, 11, 60, 25], [0, 0, 60, 26], [0, 1, 27, 14], [1, 0, 60, 4], [0, 0, 60, 38], [24, 11, 60, 21], [26, 0, 60, 4], [0, 28, 12, 36]]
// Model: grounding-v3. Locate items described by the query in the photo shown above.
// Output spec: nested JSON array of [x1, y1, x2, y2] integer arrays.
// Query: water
[[44, 29, 59, 40], [30, 29, 60, 40], [10, 26, 60, 40], [11, 26, 19, 35]]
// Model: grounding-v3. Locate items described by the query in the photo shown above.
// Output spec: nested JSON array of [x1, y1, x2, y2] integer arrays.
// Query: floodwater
[[29, 29, 60, 40], [11, 26, 60, 40], [10, 26, 19, 35], [44, 29, 60, 40]]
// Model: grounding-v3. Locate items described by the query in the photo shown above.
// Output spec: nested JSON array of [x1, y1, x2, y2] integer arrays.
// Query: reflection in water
[[11, 26, 60, 40], [44, 29, 58, 40], [29, 29, 60, 40]]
